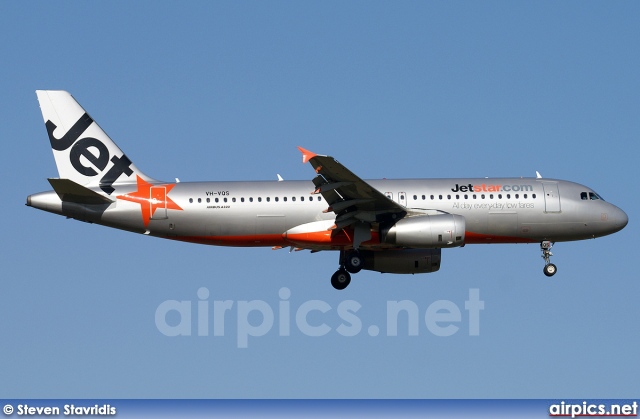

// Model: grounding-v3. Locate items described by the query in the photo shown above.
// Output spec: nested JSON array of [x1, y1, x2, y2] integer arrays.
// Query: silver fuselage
[[27, 177, 628, 249]]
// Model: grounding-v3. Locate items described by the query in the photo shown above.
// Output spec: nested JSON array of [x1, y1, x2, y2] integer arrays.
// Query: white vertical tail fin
[[36, 90, 156, 195]]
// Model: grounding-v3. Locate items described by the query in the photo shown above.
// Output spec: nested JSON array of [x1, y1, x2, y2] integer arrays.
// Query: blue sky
[[1, 1, 638, 398]]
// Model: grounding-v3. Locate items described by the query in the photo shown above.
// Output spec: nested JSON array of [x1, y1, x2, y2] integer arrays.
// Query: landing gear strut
[[541, 241, 557, 277]]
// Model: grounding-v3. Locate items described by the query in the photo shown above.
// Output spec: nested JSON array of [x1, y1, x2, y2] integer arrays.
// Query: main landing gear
[[541, 241, 557, 277], [344, 251, 363, 274], [330, 250, 364, 290], [331, 269, 351, 290]]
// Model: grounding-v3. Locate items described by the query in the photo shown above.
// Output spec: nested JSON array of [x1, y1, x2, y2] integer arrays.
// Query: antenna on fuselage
[[536, 171, 542, 179]]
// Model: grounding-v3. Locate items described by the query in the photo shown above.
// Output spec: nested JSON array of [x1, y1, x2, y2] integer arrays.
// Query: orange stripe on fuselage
[[168, 229, 383, 249], [167, 231, 535, 248]]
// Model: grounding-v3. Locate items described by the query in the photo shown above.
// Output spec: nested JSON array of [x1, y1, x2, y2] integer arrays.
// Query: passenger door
[[542, 183, 561, 213]]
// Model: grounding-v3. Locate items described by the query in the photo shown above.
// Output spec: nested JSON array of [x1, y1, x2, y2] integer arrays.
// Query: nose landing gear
[[541, 241, 557, 277]]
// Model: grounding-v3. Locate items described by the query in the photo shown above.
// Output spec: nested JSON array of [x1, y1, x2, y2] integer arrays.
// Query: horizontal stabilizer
[[48, 178, 114, 204]]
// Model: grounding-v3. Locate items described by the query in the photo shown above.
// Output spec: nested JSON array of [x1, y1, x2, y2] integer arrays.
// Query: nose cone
[[610, 205, 628, 234]]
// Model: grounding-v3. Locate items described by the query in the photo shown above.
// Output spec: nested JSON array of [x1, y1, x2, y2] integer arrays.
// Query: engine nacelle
[[382, 214, 466, 248], [360, 249, 441, 274]]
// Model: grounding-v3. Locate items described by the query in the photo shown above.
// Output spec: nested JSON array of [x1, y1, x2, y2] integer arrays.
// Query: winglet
[[297, 147, 317, 164]]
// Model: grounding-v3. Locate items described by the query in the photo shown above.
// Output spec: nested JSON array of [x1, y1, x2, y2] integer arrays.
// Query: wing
[[298, 147, 406, 232]]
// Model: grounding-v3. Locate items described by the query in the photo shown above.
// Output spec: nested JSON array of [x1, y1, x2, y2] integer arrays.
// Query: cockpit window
[[582, 191, 605, 201]]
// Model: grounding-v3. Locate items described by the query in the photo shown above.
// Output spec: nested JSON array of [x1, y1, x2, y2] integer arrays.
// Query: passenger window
[[481, 194, 485, 199], [515, 194, 519, 199], [447, 195, 451, 200], [532, 194, 536, 199], [224, 198, 227, 202], [189, 198, 193, 203], [498, 194, 502, 199], [439, 195, 442, 200], [430, 195, 434, 200], [206, 198, 210, 203], [258, 197, 262, 202], [292, 197, 296, 202], [275, 197, 279, 202], [490, 194, 493, 199], [413, 195, 417, 200], [422, 195, 426, 200], [215, 198, 219, 203], [267, 197, 270, 202], [198, 198, 201, 203], [250, 197, 253, 202], [232, 197, 236, 202], [523, 194, 527, 199], [241, 197, 244, 202], [317, 196, 321, 201], [464, 194, 468, 199]]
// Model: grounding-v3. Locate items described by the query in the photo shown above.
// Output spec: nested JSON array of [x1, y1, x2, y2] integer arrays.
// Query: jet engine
[[381, 214, 466, 248]]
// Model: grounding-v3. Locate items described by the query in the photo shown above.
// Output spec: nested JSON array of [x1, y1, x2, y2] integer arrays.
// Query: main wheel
[[344, 251, 363, 274], [543, 263, 557, 277], [331, 269, 351, 290]]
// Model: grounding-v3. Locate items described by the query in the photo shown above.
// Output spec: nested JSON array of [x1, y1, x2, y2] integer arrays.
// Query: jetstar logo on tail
[[45, 113, 133, 195], [117, 176, 183, 227]]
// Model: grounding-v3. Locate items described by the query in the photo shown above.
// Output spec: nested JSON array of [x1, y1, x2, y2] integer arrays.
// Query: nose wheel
[[543, 263, 557, 277], [541, 241, 557, 277]]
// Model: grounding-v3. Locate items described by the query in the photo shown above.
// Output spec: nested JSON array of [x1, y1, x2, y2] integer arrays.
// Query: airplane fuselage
[[28, 177, 627, 248]]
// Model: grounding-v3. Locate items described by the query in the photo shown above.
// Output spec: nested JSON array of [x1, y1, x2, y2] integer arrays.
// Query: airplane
[[27, 90, 628, 289]]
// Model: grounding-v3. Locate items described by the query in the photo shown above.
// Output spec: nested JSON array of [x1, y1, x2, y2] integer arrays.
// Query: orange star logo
[[116, 175, 183, 227]]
